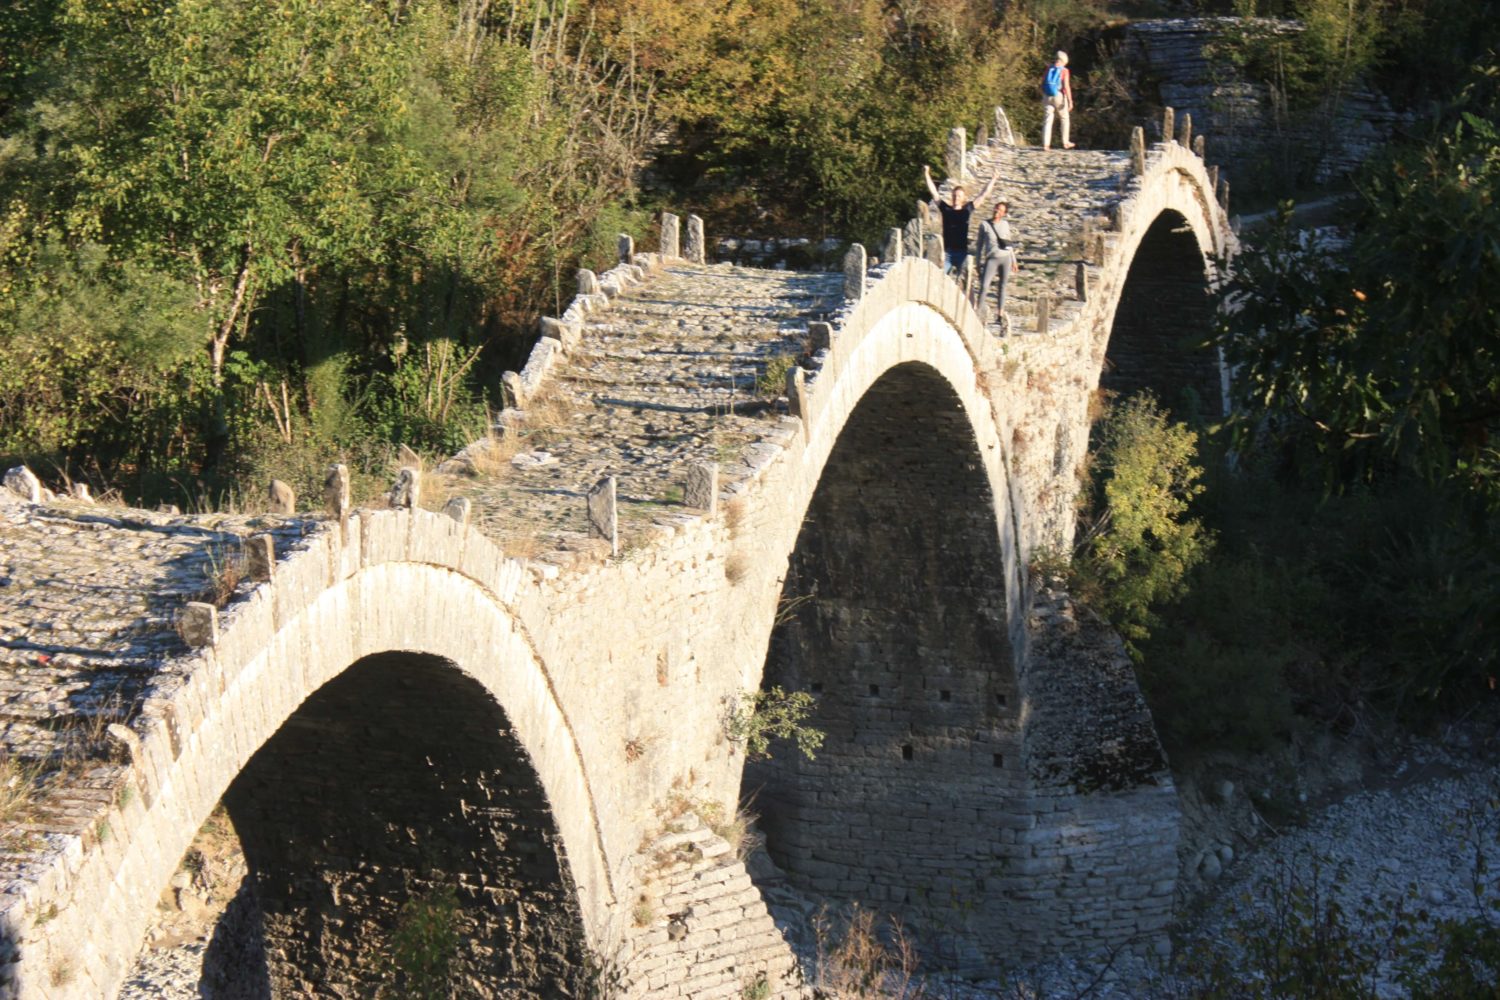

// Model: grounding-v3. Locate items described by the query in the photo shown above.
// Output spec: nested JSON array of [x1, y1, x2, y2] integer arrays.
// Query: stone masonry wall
[[1101, 211, 1223, 418], [745, 363, 1025, 973]]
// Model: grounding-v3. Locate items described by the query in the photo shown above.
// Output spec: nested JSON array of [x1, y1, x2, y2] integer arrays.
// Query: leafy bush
[[727, 686, 824, 761], [1072, 393, 1214, 654]]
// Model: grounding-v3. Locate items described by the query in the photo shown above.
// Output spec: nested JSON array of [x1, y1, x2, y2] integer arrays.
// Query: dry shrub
[[0, 755, 40, 826], [813, 904, 923, 998], [724, 550, 750, 585]]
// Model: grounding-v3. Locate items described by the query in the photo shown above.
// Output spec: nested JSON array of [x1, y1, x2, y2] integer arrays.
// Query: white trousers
[[1042, 95, 1070, 148]]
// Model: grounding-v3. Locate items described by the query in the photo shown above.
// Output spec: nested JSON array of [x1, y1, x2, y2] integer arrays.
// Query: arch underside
[[217, 651, 589, 998], [746, 362, 1023, 971], [1103, 209, 1222, 418]]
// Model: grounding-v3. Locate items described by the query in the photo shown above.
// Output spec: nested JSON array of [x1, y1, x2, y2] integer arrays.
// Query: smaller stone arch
[[1093, 145, 1233, 421], [20, 513, 613, 998]]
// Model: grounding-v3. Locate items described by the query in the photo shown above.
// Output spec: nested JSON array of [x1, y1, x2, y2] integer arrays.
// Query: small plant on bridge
[[726, 686, 824, 761], [383, 885, 462, 1000], [755, 353, 799, 398]]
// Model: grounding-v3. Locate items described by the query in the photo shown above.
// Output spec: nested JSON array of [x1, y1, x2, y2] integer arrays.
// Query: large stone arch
[[22, 514, 612, 998], [734, 262, 1039, 970]]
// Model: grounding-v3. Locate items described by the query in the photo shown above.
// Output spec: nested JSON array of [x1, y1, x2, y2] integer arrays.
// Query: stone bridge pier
[[0, 110, 1232, 998]]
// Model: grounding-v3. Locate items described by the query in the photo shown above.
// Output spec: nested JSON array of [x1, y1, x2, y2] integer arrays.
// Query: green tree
[[1218, 60, 1500, 508], [1073, 393, 1214, 653]]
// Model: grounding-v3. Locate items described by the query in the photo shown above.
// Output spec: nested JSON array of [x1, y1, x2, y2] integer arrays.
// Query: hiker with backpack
[[923, 163, 997, 276], [1041, 51, 1075, 151], [975, 200, 1020, 328]]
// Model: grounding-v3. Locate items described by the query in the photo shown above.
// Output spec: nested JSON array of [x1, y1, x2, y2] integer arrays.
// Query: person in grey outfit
[[974, 201, 1020, 327]]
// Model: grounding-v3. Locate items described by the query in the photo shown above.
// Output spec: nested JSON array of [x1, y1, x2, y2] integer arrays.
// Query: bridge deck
[[440, 266, 841, 559]]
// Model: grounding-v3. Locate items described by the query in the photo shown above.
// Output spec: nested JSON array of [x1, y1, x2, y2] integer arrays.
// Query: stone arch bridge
[[0, 115, 1232, 998]]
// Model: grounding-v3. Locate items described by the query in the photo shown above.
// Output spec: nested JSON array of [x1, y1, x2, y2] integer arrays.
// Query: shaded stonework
[[224, 653, 588, 998], [1102, 210, 1222, 418]]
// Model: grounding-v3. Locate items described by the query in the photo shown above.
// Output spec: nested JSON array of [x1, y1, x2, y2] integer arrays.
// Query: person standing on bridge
[[974, 200, 1020, 329], [923, 164, 997, 275], [1041, 51, 1075, 151]]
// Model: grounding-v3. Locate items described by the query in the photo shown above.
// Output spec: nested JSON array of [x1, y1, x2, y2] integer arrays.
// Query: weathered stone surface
[[883, 227, 903, 264], [587, 475, 617, 556], [842, 243, 867, 301], [619, 232, 635, 264], [1120, 18, 1405, 182], [443, 496, 472, 526], [684, 463, 719, 514], [660, 211, 680, 259], [267, 479, 295, 515], [685, 214, 706, 265], [325, 463, 351, 521], [245, 534, 275, 582], [578, 268, 600, 295], [3, 465, 42, 503], [178, 602, 219, 648], [945, 126, 967, 180], [387, 467, 421, 510]]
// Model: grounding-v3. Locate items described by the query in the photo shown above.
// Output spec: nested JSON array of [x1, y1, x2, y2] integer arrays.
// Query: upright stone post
[[786, 366, 809, 433], [1037, 296, 1052, 333], [325, 463, 351, 528], [179, 602, 219, 648], [945, 127, 967, 181], [660, 212, 681, 259], [684, 462, 719, 515], [1076, 261, 1089, 302], [685, 214, 706, 264], [618, 233, 635, 265], [994, 105, 1016, 146], [1208, 164, 1219, 193], [883, 227, 904, 264], [267, 480, 295, 514], [923, 232, 945, 268], [1130, 127, 1147, 175], [1219, 178, 1231, 215], [1162, 106, 1175, 144], [388, 467, 421, 510], [1178, 112, 1193, 149], [842, 243, 867, 302], [443, 496, 472, 526], [502, 370, 525, 410], [807, 321, 832, 354], [976, 122, 989, 147], [246, 535, 275, 582], [1194, 136, 1206, 160], [587, 477, 618, 557], [2, 466, 41, 503], [577, 269, 600, 295]]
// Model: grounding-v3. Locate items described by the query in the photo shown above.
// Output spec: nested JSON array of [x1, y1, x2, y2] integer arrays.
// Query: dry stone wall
[[0, 103, 1232, 998]]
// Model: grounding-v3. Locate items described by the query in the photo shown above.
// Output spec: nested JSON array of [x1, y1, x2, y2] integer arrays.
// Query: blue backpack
[[1043, 65, 1064, 97]]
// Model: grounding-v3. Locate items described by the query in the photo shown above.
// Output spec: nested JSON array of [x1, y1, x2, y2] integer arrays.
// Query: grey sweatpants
[[978, 253, 1014, 324]]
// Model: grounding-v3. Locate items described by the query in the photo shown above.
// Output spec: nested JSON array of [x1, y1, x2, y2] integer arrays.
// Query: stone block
[[587, 476, 618, 557], [178, 602, 218, 648], [619, 232, 635, 264], [245, 535, 275, 582], [660, 212, 680, 259], [842, 243, 867, 302], [685, 215, 706, 264], [684, 463, 718, 514]]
